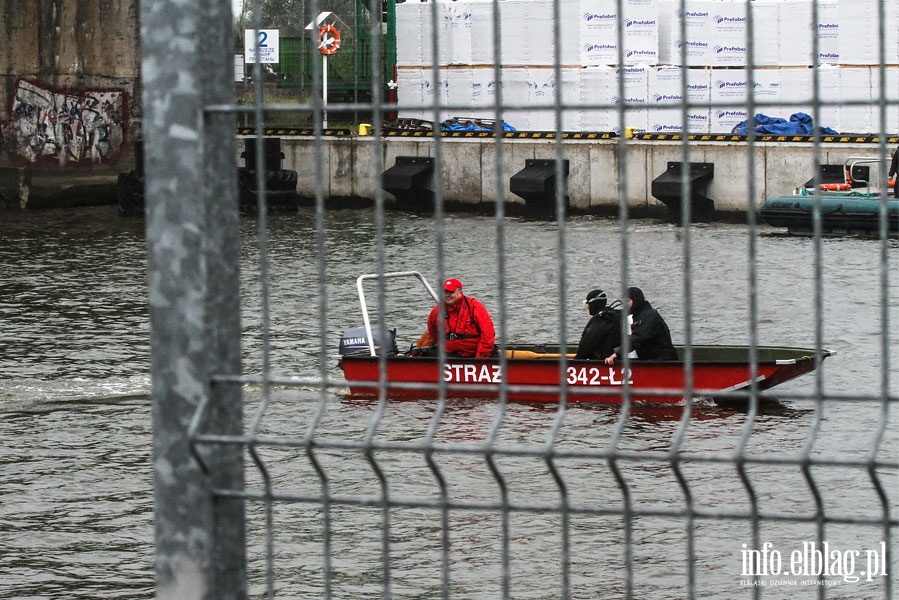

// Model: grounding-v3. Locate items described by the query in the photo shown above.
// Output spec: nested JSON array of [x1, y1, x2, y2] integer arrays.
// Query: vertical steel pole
[[140, 0, 246, 597], [323, 52, 329, 128], [385, 0, 397, 88], [202, 0, 247, 597]]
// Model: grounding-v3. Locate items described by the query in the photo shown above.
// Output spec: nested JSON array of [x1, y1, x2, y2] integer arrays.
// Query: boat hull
[[759, 194, 899, 234], [340, 345, 829, 404]]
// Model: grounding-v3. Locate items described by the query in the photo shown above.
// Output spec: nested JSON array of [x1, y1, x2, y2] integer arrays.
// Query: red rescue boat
[[338, 272, 831, 405]]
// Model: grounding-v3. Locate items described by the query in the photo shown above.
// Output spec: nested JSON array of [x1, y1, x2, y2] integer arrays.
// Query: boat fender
[[819, 182, 851, 191], [416, 330, 434, 348]]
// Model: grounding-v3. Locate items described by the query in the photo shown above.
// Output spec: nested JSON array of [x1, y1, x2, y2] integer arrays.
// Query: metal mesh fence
[[141, 0, 896, 598]]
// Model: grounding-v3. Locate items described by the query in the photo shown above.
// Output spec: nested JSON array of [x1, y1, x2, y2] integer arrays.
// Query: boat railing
[[355, 271, 439, 357], [843, 155, 892, 193]]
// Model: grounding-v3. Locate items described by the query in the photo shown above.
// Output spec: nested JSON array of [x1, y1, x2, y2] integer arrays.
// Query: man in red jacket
[[427, 278, 496, 358]]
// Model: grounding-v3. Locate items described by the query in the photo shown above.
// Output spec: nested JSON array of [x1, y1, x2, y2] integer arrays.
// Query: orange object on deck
[[819, 182, 851, 191]]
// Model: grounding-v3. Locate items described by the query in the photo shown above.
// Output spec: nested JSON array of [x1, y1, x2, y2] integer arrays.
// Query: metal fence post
[[141, 0, 246, 598]]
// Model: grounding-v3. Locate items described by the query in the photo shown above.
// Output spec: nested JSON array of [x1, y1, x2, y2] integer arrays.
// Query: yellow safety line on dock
[[238, 128, 897, 144]]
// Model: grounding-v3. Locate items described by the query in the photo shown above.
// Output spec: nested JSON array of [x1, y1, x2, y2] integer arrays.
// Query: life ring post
[[316, 24, 341, 128], [305, 13, 350, 128]]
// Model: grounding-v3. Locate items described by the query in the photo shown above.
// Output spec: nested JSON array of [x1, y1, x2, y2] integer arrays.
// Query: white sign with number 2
[[244, 29, 279, 64]]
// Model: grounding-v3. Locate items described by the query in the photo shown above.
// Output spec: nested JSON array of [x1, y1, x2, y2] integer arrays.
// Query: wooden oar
[[505, 350, 575, 359]]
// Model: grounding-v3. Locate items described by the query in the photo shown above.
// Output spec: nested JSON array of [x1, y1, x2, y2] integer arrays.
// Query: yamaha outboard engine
[[339, 326, 398, 357]]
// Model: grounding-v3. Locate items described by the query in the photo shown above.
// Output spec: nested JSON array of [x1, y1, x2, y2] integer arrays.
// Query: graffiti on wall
[[8, 79, 127, 166]]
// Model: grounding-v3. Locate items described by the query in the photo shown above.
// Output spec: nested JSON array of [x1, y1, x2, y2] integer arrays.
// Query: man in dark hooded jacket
[[604, 287, 678, 363], [889, 145, 898, 198], [575, 289, 622, 360]]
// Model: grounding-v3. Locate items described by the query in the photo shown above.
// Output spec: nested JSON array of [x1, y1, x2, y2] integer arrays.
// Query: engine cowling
[[338, 326, 398, 357]]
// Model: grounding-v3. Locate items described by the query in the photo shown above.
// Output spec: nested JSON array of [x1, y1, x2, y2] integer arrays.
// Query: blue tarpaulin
[[731, 112, 839, 135], [442, 119, 517, 132]]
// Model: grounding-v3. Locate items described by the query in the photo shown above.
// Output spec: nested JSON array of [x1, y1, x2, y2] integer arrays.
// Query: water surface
[[1, 206, 896, 599]]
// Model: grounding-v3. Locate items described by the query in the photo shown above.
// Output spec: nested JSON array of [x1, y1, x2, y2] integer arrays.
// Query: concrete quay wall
[[282, 137, 889, 216]]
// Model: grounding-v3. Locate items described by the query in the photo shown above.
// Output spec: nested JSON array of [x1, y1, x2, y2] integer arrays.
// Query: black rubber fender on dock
[[651, 161, 715, 221], [382, 156, 435, 210], [509, 159, 570, 212]]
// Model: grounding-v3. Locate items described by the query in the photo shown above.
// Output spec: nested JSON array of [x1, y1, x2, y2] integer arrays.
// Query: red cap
[[443, 278, 463, 292]]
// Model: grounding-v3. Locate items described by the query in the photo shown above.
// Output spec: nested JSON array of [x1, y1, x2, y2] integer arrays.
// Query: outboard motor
[[339, 326, 398, 357]]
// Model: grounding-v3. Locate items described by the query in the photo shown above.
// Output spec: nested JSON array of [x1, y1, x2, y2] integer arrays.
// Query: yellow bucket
[[358, 123, 372, 136]]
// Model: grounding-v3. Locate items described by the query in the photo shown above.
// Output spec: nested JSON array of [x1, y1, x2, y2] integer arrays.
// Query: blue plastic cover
[[442, 120, 517, 132], [731, 112, 838, 135]]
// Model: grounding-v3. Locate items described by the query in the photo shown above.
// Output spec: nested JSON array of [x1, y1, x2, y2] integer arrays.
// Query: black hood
[[627, 286, 647, 312]]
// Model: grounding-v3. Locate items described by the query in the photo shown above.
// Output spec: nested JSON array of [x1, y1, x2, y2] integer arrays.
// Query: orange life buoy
[[819, 182, 851, 191], [318, 24, 341, 55]]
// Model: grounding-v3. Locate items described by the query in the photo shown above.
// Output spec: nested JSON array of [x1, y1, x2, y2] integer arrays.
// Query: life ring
[[819, 182, 851, 191], [318, 24, 340, 55]]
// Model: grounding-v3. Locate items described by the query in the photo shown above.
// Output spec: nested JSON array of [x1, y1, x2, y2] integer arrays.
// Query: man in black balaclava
[[604, 286, 678, 363], [575, 289, 622, 360]]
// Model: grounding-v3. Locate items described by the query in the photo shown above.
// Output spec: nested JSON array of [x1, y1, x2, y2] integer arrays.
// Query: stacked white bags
[[395, 0, 899, 134]]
